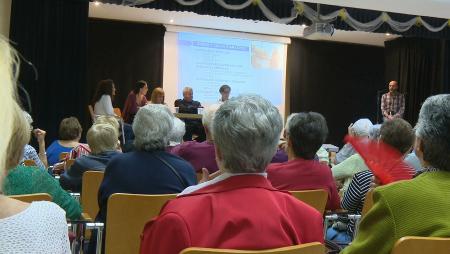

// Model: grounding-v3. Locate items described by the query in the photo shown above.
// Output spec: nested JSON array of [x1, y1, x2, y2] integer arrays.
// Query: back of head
[[202, 104, 220, 135], [352, 118, 373, 137], [92, 79, 114, 104], [94, 115, 120, 138], [6, 104, 31, 170], [87, 124, 118, 154], [286, 112, 328, 160], [213, 94, 283, 173], [415, 94, 450, 171], [168, 117, 185, 145], [59, 117, 82, 141], [0, 39, 18, 180], [380, 118, 414, 154], [133, 104, 174, 151], [369, 124, 382, 140]]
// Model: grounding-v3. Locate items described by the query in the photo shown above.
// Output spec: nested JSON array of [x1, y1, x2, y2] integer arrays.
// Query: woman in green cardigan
[[342, 94, 450, 254], [2, 108, 81, 220]]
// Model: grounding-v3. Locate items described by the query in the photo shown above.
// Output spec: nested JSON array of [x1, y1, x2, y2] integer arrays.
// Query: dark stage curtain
[[385, 37, 450, 125], [87, 19, 165, 111], [287, 38, 385, 146], [9, 0, 89, 142]]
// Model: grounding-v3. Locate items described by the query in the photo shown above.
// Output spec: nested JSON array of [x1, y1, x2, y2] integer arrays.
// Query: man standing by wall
[[381, 81, 405, 121]]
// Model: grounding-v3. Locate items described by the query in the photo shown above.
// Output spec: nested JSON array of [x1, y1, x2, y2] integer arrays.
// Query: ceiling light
[[169, 19, 174, 23], [386, 33, 391, 36], [94, 1, 100, 6], [301, 24, 307, 27]]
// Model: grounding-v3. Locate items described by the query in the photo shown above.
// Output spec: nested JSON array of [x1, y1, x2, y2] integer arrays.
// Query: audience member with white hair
[[331, 124, 381, 196], [140, 95, 324, 253], [95, 104, 197, 224], [342, 94, 450, 254], [59, 123, 121, 192], [0, 40, 70, 253], [20, 111, 47, 169], [267, 112, 340, 211], [167, 117, 186, 151], [171, 104, 220, 173], [335, 118, 373, 164]]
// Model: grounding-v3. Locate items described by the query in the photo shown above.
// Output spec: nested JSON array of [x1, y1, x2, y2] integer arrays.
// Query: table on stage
[[174, 113, 203, 120]]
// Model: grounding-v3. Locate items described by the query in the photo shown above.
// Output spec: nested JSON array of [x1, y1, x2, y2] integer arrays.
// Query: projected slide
[[177, 32, 285, 105]]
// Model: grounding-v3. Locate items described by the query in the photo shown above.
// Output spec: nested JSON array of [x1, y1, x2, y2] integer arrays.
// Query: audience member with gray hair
[[59, 124, 121, 192], [140, 95, 324, 253], [267, 112, 340, 210], [168, 117, 186, 148], [342, 94, 450, 254], [171, 104, 220, 173], [335, 118, 373, 164], [94, 104, 196, 229]]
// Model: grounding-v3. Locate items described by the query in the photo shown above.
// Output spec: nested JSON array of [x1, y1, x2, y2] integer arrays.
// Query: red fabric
[[140, 175, 323, 254], [345, 135, 414, 185], [266, 158, 341, 211]]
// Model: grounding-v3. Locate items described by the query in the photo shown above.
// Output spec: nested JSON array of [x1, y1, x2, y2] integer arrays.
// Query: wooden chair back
[[113, 108, 122, 118], [59, 152, 69, 161], [10, 193, 52, 203], [23, 159, 37, 166], [105, 193, 178, 254], [181, 242, 325, 254], [361, 189, 374, 217], [391, 236, 450, 254], [81, 171, 105, 220], [289, 189, 328, 214]]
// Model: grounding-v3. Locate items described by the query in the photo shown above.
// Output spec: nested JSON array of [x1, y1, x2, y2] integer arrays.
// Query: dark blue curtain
[[10, 0, 89, 142], [385, 37, 450, 125], [287, 38, 385, 146]]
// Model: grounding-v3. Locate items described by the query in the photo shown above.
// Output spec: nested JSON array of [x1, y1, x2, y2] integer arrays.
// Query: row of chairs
[[11, 192, 450, 254]]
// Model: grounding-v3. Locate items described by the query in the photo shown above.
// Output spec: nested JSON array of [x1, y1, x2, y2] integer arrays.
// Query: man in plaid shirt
[[381, 81, 405, 121]]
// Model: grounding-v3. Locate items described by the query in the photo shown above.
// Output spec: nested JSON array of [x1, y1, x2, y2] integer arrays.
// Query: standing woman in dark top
[[122, 80, 148, 124]]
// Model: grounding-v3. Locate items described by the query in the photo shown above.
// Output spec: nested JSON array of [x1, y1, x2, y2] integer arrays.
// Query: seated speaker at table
[[174, 87, 205, 142]]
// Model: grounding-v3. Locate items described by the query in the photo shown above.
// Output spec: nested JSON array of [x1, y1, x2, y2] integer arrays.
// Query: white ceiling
[[89, 2, 405, 47]]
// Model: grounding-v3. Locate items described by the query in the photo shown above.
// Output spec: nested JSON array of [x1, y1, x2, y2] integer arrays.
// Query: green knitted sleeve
[[4, 166, 82, 220], [341, 188, 397, 254]]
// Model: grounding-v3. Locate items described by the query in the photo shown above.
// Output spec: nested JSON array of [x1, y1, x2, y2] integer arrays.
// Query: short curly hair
[[59, 117, 82, 141], [380, 119, 414, 154]]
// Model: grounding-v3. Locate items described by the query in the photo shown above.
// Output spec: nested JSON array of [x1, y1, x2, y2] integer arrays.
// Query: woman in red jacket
[[140, 95, 324, 254]]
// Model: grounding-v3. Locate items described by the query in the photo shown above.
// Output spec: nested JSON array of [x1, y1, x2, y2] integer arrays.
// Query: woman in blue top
[[47, 117, 82, 165]]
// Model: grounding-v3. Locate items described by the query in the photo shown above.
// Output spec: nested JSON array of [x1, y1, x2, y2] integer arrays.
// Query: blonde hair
[[94, 115, 120, 138], [0, 38, 20, 183], [87, 124, 118, 154], [6, 104, 31, 170], [150, 87, 165, 104]]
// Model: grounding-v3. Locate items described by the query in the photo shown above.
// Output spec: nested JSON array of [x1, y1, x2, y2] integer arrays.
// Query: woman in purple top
[[122, 81, 148, 124], [171, 105, 220, 173]]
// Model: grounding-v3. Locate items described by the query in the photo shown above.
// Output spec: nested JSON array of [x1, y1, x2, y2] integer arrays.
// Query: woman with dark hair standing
[[93, 79, 117, 116], [122, 80, 148, 124]]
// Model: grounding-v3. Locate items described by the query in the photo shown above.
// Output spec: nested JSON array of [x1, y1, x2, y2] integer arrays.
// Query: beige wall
[[0, 0, 12, 38]]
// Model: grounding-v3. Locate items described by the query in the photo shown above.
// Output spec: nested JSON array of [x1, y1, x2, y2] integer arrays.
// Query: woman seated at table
[[122, 80, 148, 124]]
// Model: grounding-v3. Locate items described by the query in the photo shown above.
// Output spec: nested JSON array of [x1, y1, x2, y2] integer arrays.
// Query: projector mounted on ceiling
[[303, 22, 335, 40]]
